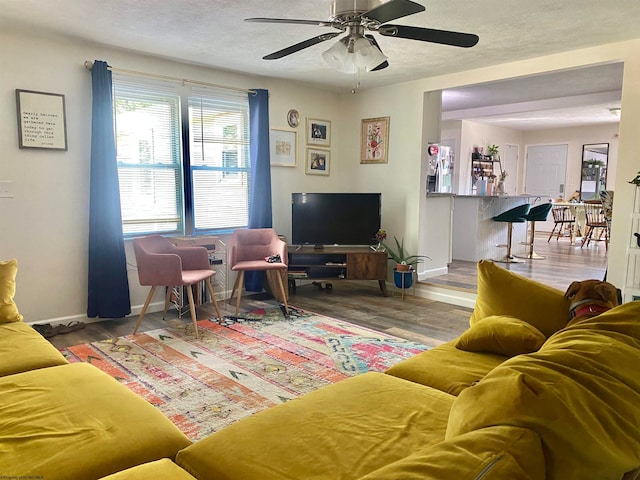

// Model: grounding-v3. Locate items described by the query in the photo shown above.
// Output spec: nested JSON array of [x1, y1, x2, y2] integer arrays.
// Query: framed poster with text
[[16, 89, 68, 150]]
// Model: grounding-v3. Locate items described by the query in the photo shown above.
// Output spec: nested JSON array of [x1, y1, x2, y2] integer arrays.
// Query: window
[[113, 77, 251, 237]]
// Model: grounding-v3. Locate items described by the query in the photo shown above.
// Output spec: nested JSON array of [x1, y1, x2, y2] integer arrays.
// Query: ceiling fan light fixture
[[321, 39, 349, 70], [354, 38, 387, 71], [322, 35, 387, 73]]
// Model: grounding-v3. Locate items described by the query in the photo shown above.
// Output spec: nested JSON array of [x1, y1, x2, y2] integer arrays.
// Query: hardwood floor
[[422, 231, 608, 292], [48, 284, 473, 350], [47, 231, 606, 350]]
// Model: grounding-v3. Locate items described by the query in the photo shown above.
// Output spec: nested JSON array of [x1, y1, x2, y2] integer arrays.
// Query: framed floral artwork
[[305, 148, 330, 176], [360, 116, 389, 164], [270, 129, 297, 167], [306, 118, 331, 147]]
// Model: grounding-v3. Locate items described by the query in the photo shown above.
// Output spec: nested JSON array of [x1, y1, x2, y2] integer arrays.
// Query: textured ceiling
[[2, 0, 636, 128]]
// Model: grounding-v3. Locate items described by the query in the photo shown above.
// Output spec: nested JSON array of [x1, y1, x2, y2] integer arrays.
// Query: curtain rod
[[84, 61, 256, 95]]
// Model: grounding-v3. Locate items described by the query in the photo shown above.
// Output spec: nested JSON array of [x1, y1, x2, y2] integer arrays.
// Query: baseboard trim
[[413, 283, 477, 309]]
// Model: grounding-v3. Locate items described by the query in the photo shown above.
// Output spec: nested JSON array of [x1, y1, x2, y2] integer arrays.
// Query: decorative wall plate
[[287, 109, 300, 128]]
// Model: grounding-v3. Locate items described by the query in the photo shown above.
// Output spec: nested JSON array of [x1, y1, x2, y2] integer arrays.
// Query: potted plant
[[380, 235, 430, 289], [487, 144, 499, 159]]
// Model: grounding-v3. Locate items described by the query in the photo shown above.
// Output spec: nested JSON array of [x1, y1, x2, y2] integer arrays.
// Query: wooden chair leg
[[205, 278, 223, 320], [229, 272, 241, 303], [235, 271, 245, 317], [548, 223, 557, 242], [133, 286, 156, 335], [275, 269, 289, 315], [162, 286, 172, 320], [186, 285, 199, 339]]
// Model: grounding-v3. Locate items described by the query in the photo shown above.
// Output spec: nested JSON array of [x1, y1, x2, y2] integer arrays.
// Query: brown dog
[[564, 279, 621, 326]]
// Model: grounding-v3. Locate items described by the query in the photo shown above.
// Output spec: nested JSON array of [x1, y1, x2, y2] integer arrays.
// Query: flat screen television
[[291, 193, 381, 247]]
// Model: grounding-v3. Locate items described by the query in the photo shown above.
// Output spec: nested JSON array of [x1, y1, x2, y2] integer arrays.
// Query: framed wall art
[[305, 148, 330, 176], [306, 118, 331, 147], [270, 129, 297, 167], [16, 89, 68, 150], [360, 116, 390, 164]]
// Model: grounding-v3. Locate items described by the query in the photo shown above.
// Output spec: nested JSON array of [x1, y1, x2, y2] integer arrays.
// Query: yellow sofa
[[0, 259, 191, 479], [4, 257, 640, 479]]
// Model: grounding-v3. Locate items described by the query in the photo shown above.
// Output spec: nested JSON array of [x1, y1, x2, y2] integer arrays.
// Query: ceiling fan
[[245, 0, 479, 73]]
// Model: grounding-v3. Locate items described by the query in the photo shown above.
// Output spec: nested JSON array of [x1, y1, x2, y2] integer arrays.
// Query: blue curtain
[[245, 89, 272, 291], [87, 60, 131, 318]]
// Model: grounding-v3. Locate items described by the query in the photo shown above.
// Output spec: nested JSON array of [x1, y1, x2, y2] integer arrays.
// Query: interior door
[[504, 144, 519, 195], [525, 144, 568, 199]]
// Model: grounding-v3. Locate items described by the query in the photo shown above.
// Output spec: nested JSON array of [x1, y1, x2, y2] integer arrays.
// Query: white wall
[[0, 27, 346, 323], [3, 25, 640, 322]]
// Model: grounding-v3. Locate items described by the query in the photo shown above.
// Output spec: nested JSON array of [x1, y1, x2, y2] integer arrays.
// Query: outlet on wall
[[0, 181, 14, 198]]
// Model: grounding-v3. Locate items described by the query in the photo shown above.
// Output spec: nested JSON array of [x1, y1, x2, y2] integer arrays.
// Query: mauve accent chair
[[132, 235, 222, 339], [228, 228, 289, 316]]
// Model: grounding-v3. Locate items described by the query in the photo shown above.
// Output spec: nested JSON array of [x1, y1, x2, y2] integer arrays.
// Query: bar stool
[[492, 203, 531, 263], [517, 203, 553, 259]]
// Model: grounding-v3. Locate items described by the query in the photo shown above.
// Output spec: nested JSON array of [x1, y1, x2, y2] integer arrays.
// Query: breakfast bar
[[419, 194, 544, 279], [451, 195, 536, 261]]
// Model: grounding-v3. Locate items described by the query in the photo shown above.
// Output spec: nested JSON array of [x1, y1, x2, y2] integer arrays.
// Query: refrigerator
[[426, 144, 454, 193]]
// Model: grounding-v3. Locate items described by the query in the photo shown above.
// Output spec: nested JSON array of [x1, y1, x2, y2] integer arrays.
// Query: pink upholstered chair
[[132, 235, 222, 338], [228, 228, 288, 316]]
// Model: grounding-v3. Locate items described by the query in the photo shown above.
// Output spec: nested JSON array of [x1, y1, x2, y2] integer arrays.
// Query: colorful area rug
[[61, 306, 429, 441]]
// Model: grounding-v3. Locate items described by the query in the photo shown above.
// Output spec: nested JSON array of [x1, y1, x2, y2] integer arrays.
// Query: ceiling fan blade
[[263, 32, 341, 60], [245, 17, 336, 28], [379, 25, 479, 48], [363, 0, 425, 24], [365, 35, 389, 71]]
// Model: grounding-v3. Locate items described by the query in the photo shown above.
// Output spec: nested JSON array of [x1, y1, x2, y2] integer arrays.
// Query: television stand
[[287, 246, 388, 296]]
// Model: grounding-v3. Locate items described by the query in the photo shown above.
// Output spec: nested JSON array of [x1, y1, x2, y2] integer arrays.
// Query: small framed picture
[[287, 109, 300, 128], [306, 118, 331, 147], [270, 129, 297, 167], [361, 116, 390, 164], [306, 148, 330, 176]]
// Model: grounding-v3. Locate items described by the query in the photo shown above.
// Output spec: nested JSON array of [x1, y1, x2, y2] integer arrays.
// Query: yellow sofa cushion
[[98, 459, 197, 480], [0, 322, 68, 376], [176, 372, 454, 480], [447, 302, 640, 479], [359, 426, 545, 480], [0, 363, 191, 480], [456, 315, 546, 357], [385, 340, 507, 395], [469, 260, 569, 337], [0, 259, 23, 323]]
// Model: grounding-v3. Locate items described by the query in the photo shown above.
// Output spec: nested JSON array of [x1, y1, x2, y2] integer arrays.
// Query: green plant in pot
[[381, 236, 430, 289]]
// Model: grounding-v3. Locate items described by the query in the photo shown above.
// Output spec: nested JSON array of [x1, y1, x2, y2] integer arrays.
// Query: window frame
[[112, 75, 251, 238]]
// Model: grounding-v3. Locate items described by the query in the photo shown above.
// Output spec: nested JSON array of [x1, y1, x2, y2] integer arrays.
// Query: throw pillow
[[456, 315, 546, 357], [0, 259, 23, 323], [469, 260, 569, 337]]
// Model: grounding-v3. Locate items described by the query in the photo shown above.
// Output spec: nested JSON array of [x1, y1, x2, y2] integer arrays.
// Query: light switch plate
[[0, 181, 14, 198]]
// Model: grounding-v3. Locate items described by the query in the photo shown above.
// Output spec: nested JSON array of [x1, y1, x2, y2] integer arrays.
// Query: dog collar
[[568, 303, 610, 320]]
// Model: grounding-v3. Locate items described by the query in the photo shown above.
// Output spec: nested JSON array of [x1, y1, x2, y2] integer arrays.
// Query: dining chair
[[228, 228, 289, 316], [548, 206, 576, 241], [132, 235, 222, 338], [581, 201, 609, 250]]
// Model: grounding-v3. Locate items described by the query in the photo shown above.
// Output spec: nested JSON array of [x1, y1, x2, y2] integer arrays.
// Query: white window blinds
[[112, 76, 251, 236], [113, 78, 183, 235], [189, 89, 250, 232]]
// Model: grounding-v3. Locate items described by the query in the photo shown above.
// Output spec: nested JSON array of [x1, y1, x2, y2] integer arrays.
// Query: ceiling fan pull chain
[[351, 70, 361, 94]]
